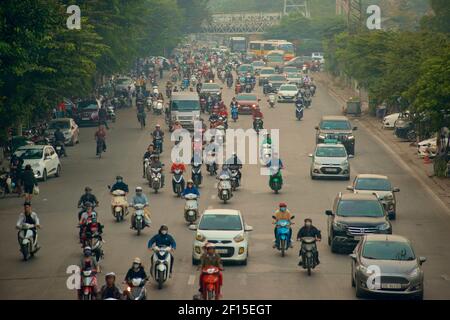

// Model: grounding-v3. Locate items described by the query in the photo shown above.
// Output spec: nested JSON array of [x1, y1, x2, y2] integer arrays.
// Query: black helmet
[[116, 175, 123, 180], [85, 186, 92, 192], [159, 224, 168, 232]]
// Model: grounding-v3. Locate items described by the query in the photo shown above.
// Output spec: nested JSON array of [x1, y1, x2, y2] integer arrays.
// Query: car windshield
[[202, 83, 220, 90], [237, 94, 257, 101], [171, 99, 200, 111], [337, 200, 385, 217], [320, 120, 351, 130], [238, 65, 252, 72], [280, 85, 297, 91], [355, 178, 392, 191], [78, 101, 98, 110], [260, 69, 275, 75], [17, 149, 43, 160], [199, 214, 243, 231], [269, 75, 285, 82], [316, 146, 347, 158], [268, 55, 283, 62], [116, 78, 131, 85], [49, 121, 70, 129], [284, 67, 297, 73], [362, 241, 415, 261], [252, 61, 265, 67]]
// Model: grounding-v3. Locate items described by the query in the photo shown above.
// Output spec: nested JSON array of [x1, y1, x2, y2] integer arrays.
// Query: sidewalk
[[315, 72, 450, 213]]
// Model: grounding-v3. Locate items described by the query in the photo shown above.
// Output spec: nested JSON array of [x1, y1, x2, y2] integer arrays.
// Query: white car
[[382, 113, 401, 129], [277, 84, 299, 103], [45, 118, 79, 145], [311, 52, 325, 64], [14, 145, 61, 181], [189, 209, 253, 265], [309, 143, 352, 180], [417, 136, 447, 158]]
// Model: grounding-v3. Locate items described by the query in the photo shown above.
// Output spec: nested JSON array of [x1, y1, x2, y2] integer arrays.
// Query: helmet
[[84, 201, 93, 208], [156, 124, 161, 128], [85, 186, 92, 192], [187, 179, 194, 185], [105, 272, 116, 279], [116, 175, 123, 180], [133, 257, 141, 264], [135, 186, 143, 192], [84, 246, 92, 254], [279, 202, 287, 208]]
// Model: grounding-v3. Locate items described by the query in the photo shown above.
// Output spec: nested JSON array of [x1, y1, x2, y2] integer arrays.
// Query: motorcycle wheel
[[207, 290, 214, 301], [137, 226, 141, 236], [21, 245, 30, 261], [280, 240, 286, 257], [158, 270, 164, 290]]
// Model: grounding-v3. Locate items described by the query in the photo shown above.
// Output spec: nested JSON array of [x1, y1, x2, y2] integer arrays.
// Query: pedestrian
[[21, 164, 38, 202]]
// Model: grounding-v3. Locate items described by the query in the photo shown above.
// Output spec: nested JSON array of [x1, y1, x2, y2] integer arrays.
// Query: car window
[[18, 149, 43, 160], [280, 85, 298, 91], [355, 178, 392, 191], [336, 200, 385, 217], [362, 241, 415, 261], [316, 146, 347, 158], [49, 121, 70, 129], [319, 120, 351, 130], [260, 69, 275, 75], [199, 214, 243, 231]]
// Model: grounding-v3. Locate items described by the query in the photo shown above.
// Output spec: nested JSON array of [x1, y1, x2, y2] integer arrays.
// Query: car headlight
[[333, 221, 346, 231], [409, 267, 420, 277], [318, 135, 326, 140], [348, 135, 355, 140], [384, 194, 394, 201], [234, 234, 245, 243], [377, 223, 390, 231], [341, 160, 349, 166], [195, 233, 205, 242]]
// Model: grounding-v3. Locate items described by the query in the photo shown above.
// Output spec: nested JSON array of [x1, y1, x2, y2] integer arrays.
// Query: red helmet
[[279, 202, 287, 208]]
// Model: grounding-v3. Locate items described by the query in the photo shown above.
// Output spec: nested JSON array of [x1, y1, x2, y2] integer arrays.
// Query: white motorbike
[[153, 99, 163, 115], [184, 193, 199, 224], [148, 165, 163, 193], [172, 169, 185, 197], [261, 143, 272, 166], [206, 151, 218, 176], [146, 97, 153, 111], [268, 93, 276, 108], [217, 174, 233, 203], [131, 203, 149, 235], [18, 223, 39, 261], [110, 189, 128, 222], [150, 246, 172, 289], [124, 278, 147, 300]]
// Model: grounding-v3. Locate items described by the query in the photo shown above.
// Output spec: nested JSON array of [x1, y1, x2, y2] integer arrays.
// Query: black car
[[325, 193, 392, 253], [315, 116, 357, 155], [74, 100, 100, 126]]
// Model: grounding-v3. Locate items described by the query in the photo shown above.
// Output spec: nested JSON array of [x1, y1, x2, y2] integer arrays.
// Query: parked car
[[45, 118, 79, 146], [347, 174, 400, 220], [350, 234, 425, 300], [14, 145, 61, 181], [382, 113, 401, 129], [235, 93, 261, 114], [74, 100, 100, 126], [189, 209, 253, 265], [309, 143, 352, 180], [325, 193, 392, 253], [114, 76, 135, 94]]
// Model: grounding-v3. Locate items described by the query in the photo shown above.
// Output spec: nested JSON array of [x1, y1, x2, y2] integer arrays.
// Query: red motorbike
[[79, 268, 97, 300], [201, 266, 221, 300]]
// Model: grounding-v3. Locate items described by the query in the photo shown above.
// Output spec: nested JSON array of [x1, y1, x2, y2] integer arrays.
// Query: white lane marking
[[188, 274, 196, 285]]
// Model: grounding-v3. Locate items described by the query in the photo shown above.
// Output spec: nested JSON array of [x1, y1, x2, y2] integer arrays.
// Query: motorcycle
[[231, 106, 239, 122], [184, 193, 199, 224], [107, 106, 116, 123], [18, 223, 39, 261], [230, 169, 240, 191], [268, 94, 276, 108], [172, 168, 185, 197], [137, 112, 146, 129], [253, 118, 263, 134], [296, 102, 304, 120], [273, 217, 295, 257], [124, 278, 147, 300], [245, 83, 252, 93], [217, 174, 232, 203], [110, 189, 128, 222], [146, 97, 153, 111], [206, 151, 218, 176], [191, 163, 202, 187], [153, 137, 163, 154], [0, 173, 21, 198], [304, 94, 312, 108], [299, 237, 319, 276], [201, 266, 221, 300], [83, 231, 104, 263], [153, 100, 163, 115], [80, 269, 97, 300], [53, 141, 65, 157], [200, 98, 207, 113], [215, 125, 226, 145], [96, 138, 105, 158], [148, 166, 163, 193], [260, 143, 272, 166], [226, 77, 233, 89], [269, 169, 283, 194], [150, 246, 172, 289]]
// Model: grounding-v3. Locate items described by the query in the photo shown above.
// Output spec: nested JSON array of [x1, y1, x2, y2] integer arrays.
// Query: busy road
[[1, 65, 450, 300]]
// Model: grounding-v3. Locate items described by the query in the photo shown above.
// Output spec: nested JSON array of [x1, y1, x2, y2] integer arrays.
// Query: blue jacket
[[148, 233, 176, 249], [182, 186, 200, 197]]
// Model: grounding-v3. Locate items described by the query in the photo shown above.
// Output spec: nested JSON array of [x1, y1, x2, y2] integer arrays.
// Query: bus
[[230, 37, 247, 53], [248, 40, 295, 61]]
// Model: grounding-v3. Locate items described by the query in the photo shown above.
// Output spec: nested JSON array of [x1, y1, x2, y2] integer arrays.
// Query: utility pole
[[283, 0, 310, 18]]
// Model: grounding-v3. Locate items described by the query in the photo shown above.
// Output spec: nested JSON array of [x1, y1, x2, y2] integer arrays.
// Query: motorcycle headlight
[[377, 223, 390, 231], [196, 233, 206, 242], [233, 234, 245, 243]]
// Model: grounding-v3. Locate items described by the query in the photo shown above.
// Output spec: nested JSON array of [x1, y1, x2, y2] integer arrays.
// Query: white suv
[[189, 209, 253, 265]]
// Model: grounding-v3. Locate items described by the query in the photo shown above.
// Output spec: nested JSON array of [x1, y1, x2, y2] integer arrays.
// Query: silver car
[[350, 234, 426, 300], [309, 143, 352, 180]]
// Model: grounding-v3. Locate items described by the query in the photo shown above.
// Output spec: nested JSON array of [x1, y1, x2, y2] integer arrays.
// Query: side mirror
[[308, 153, 313, 158], [419, 257, 426, 265], [348, 154, 354, 159], [349, 253, 357, 260], [107, 185, 111, 190], [188, 224, 198, 231], [271, 215, 276, 220], [325, 210, 333, 216], [314, 126, 319, 130], [346, 186, 354, 191], [244, 225, 253, 232], [353, 126, 358, 130], [291, 215, 295, 219], [393, 187, 400, 192]]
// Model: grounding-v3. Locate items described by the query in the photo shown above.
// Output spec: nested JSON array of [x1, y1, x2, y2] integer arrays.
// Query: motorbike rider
[[198, 243, 223, 296], [272, 203, 294, 248], [94, 124, 107, 155], [147, 225, 176, 277], [252, 108, 264, 131], [77, 187, 99, 220], [79, 202, 103, 243], [143, 144, 157, 178], [262, 133, 272, 145], [16, 202, 40, 246], [297, 218, 321, 265], [125, 257, 148, 284], [130, 186, 151, 229], [225, 152, 243, 181], [149, 153, 165, 187], [110, 175, 129, 193], [217, 164, 232, 179], [181, 179, 200, 197], [137, 101, 146, 127], [170, 159, 187, 188], [79, 246, 99, 299], [54, 127, 67, 157], [99, 272, 122, 300], [152, 124, 165, 152]]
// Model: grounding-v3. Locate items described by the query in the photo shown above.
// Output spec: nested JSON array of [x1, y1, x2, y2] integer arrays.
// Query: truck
[[165, 92, 201, 132]]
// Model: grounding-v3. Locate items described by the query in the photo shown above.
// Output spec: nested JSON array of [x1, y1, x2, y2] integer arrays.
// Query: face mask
[[305, 222, 312, 227], [117, 179, 122, 183], [280, 208, 286, 212], [161, 230, 168, 235], [133, 263, 140, 270]]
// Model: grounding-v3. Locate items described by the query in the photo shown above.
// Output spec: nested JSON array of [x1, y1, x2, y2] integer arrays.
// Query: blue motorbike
[[231, 106, 239, 122], [295, 102, 304, 120], [273, 217, 295, 257]]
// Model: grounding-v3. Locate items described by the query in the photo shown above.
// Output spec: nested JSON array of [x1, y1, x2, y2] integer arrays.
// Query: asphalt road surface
[[1, 73, 450, 300]]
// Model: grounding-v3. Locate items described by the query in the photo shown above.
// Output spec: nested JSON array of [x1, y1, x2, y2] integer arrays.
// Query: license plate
[[82, 117, 89, 121], [382, 283, 402, 289], [325, 168, 338, 173], [353, 236, 362, 241], [216, 249, 228, 254]]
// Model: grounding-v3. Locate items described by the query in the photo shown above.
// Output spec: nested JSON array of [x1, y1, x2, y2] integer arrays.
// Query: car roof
[[363, 234, 410, 243], [17, 145, 49, 150], [356, 174, 388, 180], [203, 209, 241, 216], [316, 143, 345, 148], [260, 67, 275, 71], [50, 118, 72, 122], [321, 115, 350, 121], [171, 92, 199, 100], [340, 193, 379, 201]]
